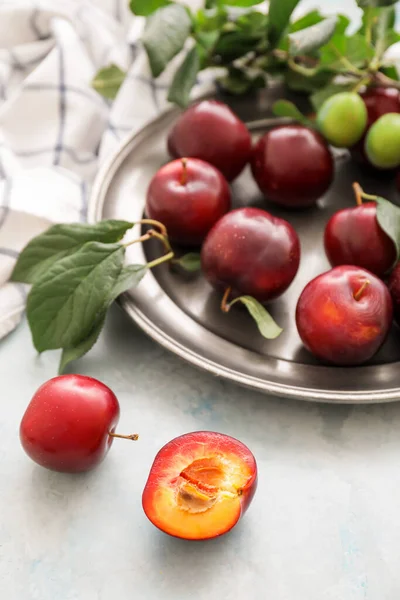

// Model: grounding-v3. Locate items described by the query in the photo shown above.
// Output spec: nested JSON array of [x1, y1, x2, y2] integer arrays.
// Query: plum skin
[[201, 207, 301, 303], [167, 100, 252, 182], [388, 263, 400, 326], [146, 158, 231, 246], [324, 202, 397, 277], [296, 265, 393, 366], [251, 124, 334, 208]]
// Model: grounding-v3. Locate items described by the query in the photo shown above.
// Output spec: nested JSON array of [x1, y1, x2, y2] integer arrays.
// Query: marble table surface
[[1, 305, 400, 600]]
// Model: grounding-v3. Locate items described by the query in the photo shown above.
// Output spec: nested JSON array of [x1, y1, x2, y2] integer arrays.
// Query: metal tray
[[89, 90, 400, 404]]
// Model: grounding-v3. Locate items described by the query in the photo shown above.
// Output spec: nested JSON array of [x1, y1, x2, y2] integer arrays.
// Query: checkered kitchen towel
[[0, 0, 212, 340]]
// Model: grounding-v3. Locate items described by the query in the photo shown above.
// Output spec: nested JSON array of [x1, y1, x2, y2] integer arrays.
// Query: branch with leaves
[[92, 0, 400, 110], [11, 220, 282, 373]]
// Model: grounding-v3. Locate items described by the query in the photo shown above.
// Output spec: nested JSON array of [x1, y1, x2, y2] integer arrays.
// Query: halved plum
[[142, 431, 257, 540]]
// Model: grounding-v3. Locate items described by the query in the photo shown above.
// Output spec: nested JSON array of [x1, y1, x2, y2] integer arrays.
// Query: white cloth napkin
[[0, 0, 214, 340], [0, 0, 399, 341]]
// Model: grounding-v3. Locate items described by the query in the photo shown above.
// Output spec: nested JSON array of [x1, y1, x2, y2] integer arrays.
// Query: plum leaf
[[130, 0, 171, 16], [229, 296, 283, 339], [375, 196, 400, 264], [11, 220, 134, 284], [288, 16, 338, 56], [168, 45, 200, 108], [143, 4, 192, 78], [58, 264, 147, 373], [267, 0, 302, 47], [172, 252, 201, 272]]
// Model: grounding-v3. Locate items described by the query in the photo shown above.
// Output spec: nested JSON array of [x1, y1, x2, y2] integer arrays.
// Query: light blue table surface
[[1, 306, 400, 600]]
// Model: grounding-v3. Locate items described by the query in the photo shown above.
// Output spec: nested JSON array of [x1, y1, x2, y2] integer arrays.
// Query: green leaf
[[58, 315, 106, 374], [380, 65, 399, 80], [111, 264, 148, 298], [357, 0, 399, 7], [11, 220, 134, 284], [27, 242, 125, 352], [172, 253, 201, 272], [167, 45, 200, 108], [129, 0, 170, 16], [288, 16, 338, 56], [319, 32, 374, 72], [223, 0, 264, 5], [374, 6, 400, 58], [195, 7, 227, 33], [219, 67, 266, 95], [58, 264, 147, 373], [230, 296, 283, 339], [143, 4, 192, 78], [213, 12, 267, 63], [289, 10, 324, 32], [375, 196, 400, 263], [310, 81, 355, 111], [92, 64, 126, 100], [272, 100, 310, 124], [268, 0, 302, 47], [284, 67, 333, 94]]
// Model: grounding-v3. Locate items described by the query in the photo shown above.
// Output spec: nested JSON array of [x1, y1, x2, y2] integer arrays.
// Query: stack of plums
[[145, 92, 400, 367]]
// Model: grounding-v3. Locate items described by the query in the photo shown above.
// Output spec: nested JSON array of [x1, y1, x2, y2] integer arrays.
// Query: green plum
[[317, 92, 367, 148], [365, 113, 400, 169]]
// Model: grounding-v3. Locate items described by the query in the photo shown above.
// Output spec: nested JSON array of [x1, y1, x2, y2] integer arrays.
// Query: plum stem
[[147, 251, 174, 270], [180, 158, 188, 186], [135, 219, 168, 238], [221, 287, 232, 313], [354, 280, 370, 301], [109, 432, 139, 441], [353, 182, 364, 206], [353, 182, 380, 206]]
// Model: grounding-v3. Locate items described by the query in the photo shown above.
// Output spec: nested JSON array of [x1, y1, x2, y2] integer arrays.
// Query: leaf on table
[[11, 220, 134, 284], [375, 196, 400, 263], [143, 4, 192, 78], [27, 242, 125, 353], [129, 0, 171, 16], [168, 45, 200, 108], [58, 264, 148, 373], [92, 64, 127, 100], [230, 296, 283, 339], [288, 16, 338, 56], [267, 0, 302, 48]]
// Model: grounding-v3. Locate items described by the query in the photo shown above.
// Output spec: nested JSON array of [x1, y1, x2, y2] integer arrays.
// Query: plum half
[[142, 431, 257, 540]]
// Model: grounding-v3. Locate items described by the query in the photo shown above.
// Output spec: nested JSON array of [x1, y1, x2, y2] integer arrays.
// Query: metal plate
[[89, 90, 400, 404]]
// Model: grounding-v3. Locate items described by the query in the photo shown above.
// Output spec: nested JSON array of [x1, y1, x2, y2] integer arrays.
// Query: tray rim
[[89, 101, 400, 405]]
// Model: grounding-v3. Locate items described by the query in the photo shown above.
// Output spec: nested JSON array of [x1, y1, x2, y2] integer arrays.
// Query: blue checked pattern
[[0, 0, 215, 340]]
